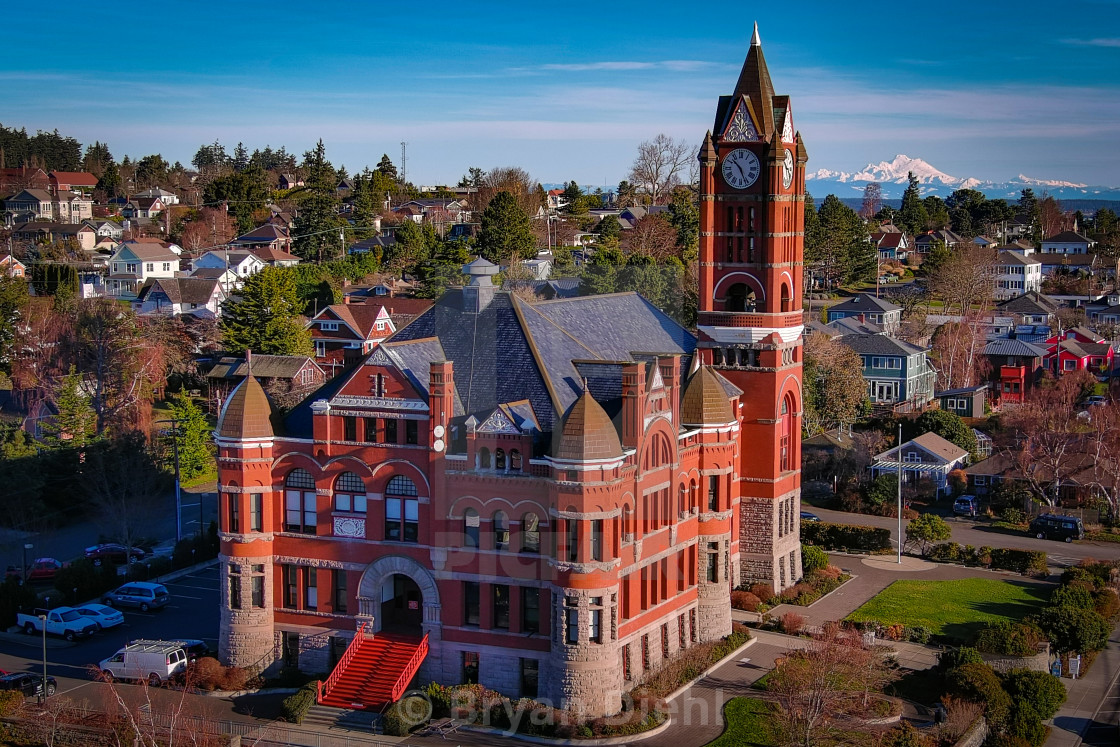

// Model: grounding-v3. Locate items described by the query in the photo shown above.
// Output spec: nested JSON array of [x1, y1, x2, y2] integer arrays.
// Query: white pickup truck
[[17, 607, 99, 641]]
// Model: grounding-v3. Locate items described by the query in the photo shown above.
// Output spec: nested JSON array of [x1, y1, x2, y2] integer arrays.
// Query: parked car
[[16, 607, 99, 640], [1028, 514, 1085, 543], [74, 603, 125, 629], [85, 544, 146, 566], [99, 641, 188, 686], [172, 639, 211, 663], [953, 495, 979, 517], [800, 511, 821, 522], [1085, 395, 1108, 407], [0, 672, 56, 698], [4, 557, 67, 583], [102, 582, 169, 612]]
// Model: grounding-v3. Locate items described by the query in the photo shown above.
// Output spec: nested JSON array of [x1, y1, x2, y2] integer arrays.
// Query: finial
[[751, 21, 761, 46], [246, 348, 252, 374], [689, 353, 701, 377]]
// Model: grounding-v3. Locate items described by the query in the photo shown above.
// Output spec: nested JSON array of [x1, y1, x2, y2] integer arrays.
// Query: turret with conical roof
[[680, 365, 735, 427], [553, 386, 623, 462], [216, 356, 274, 440]]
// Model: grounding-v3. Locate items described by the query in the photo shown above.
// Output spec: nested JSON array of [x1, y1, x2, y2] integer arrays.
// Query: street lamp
[[38, 613, 47, 704], [22, 543, 32, 584]]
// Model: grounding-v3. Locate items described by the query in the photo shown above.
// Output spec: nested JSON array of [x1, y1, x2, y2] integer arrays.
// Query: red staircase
[[317, 625, 428, 710]]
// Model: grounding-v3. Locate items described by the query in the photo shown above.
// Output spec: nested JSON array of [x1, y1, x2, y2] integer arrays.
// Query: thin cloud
[[1059, 37, 1120, 47], [513, 59, 726, 74]]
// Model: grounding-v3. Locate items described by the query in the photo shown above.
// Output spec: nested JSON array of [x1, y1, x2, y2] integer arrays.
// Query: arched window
[[284, 468, 316, 534], [478, 447, 491, 469], [726, 283, 756, 313], [521, 512, 540, 553], [495, 449, 506, 470], [780, 395, 794, 472], [689, 480, 699, 512], [464, 508, 480, 548], [493, 510, 509, 550], [333, 472, 366, 513], [622, 504, 634, 540], [385, 475, 419, 542], [780, 283, 792, 313], [510, 449, 522, 471]]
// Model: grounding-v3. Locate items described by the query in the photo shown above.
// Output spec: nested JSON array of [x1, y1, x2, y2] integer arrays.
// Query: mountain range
[[805, 154, 1120, 202]]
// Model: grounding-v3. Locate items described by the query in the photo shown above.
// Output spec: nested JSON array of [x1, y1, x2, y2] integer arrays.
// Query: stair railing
[[389, 633, 429, 703], [318, 621, 370, 704]]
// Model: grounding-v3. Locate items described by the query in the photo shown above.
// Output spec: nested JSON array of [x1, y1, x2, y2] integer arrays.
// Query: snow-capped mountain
[[806, 154, 1120, 201]]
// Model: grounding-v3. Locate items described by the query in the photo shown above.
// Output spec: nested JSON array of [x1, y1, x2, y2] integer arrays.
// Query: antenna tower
[[400, 142, 407, 185]]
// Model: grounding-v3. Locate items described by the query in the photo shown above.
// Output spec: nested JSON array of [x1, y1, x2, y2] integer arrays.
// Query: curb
[[198, 686, 300, 698], [664, 637, 757, 705], [152, 557, 219, 585], [461, 713, 673, 746]]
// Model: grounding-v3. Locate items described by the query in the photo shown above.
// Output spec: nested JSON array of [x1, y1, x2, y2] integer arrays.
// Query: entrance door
[[875, 382, 896, 402], [380, 574, 423, 635]]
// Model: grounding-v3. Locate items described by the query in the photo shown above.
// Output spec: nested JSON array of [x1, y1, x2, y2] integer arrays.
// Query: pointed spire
[[699, 130, 717, 163], [734, 23, 776, 137], [689, 352, 701, 377]]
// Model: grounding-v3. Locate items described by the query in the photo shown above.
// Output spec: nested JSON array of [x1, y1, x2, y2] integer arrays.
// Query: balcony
[[698, 310, 803, 328]]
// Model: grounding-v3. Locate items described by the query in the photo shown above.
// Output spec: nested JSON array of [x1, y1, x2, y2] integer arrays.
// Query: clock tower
[[697, 23, 807, 591]]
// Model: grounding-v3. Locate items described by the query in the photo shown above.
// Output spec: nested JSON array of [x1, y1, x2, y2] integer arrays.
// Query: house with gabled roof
[[839, 332, 936, 410], [996, 291, 1057, 326], [1042, 230, 1095, 255], [826, 294, 902, 333], [133, 187, 179, 205], [307, 302, 398, 375], [12, 222, 96, 250], [4, 189, 55, 221], [228, 224, 292, 254], [1, 254, 26, 278], [106, 241, 180, 297], [194, 250, 265, 279], [982, 337, 1047, 404], [914, 229, 964, 253], [993, 250, 1042, 300], [250, 246, 301, 267], [0, 167, 49, 193], [48, 171, 97, 195], [870, 231, 911, 261], [869, 431, 969, 494], [1044, 327, 1114, 377], [85, 219, 125, 240], [54, 191, 93, 223], [134, 276, 226, 317]]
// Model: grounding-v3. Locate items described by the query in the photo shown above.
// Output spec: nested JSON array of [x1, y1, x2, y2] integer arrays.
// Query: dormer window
[[320, 322, 338, 331]]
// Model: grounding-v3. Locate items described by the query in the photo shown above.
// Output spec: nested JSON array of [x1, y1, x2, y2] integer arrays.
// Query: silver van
[[102, 582, 170, 612], [99, 640, 187, 686]]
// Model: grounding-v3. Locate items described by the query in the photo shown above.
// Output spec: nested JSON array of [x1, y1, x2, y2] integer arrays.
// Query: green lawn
[[705, 697, 777, 747], [845, 578, 1051, 643]]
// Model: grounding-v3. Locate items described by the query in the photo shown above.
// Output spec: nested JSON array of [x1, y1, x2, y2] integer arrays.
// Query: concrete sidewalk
[[1045, 622, 1120, 747]]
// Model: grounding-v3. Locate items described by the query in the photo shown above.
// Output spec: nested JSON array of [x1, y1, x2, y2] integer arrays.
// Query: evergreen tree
[[95, 162, 122, 198], [166, 392, 212, 480], [667, 188, 699, 259], [816, 195, 871, 285], [561, 181, 585, 214], [922, 241, 952, 276], [923, 195, 950, 230], [803, 192, 823, 263], [43, 365, 97, 449], [596, 214, 622, 241], [0, 274, 28, 375], [82, 141, 114, 177], [293, 140, 345, 261], [416, 240, 472, 298], [477, 191, 534, 265], [376, 154, 399, 182], [221, 268, 313, 355], [349, 174, 382, 240], [231, 142, 249, 172], [898, 172, 929, 236], [580, 242, 624, 295], [202, 167, 269, 233]]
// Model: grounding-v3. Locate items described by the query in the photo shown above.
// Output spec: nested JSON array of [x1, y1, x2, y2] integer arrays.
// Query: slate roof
[[208, 355, 320, 380], [983, 338, 1047, 358], [827, 317, 883, 336], [828, 294, 901, 314], [839, 333, 925, 356], [136, 277, 220, 305]]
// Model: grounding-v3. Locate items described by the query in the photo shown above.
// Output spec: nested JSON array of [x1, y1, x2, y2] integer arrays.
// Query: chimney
[[343, 294, 352, 305], [461, 256, 499, 313]]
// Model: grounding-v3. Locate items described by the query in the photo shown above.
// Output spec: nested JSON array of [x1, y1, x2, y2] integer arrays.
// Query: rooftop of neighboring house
[[828, 294, 902, 315], [190, 267, 234, 280], [230, 224, 290, 243], [1057, 338, 1113, 358], [839, 332, 926, 357], [1038, 253, 1105, 267], [1044, 230, 1093, 244], [870, 232, 909, 249], [997, 291, 1058, 315], [13, 221, 90, 233], [250, 246, 300, 263], [876, 431, 968, 464], [312, 303, 393, 339], [935, 383, 988, 397], [983, 337, 1048, 358], [207, 355, 322, 381], [136, 277, 221, 306], [996, 250, 1042, 266], [113, 241, 179, 262], [6, 188, 53, 202], [827, 316, 884, 336], [48, 171, 97, 187]]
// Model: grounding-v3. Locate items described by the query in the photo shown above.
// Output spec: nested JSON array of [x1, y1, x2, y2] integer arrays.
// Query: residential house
[[250, 246, 301, 268], [839, 333, 937, 410], [207, 354, 325, 407], [190, 266, 241, 292], [47, 171, 97, 195], [870, 230, 911, 261], [993, 250, 1043, 300], [349, 235, 396, 255], [278, 174, 303, 190], [307, 303, 397, 374], [1, 254, 26, 278], [1041, 230, 1095, 254], [1038, 252, 1119, 280], [85, 220, 125, 240], [106, 242, 180, 298], [972, 235, 998, 248], [11, 222, 96, 250], [0, 387, 56, 440], [996, 292, 1057, 326], [982, 337, 1047, 404], [133, 187, 179, 205], [520, 257, 552, 280], [936, 384, 988, 419], [869, 431, 970, 494], [1044, 327, 1114, 377], [914, 229, 964, 253], [228, 224, 292, 254], [0, 167, 49, 193], [134, 276, 226, 317], [1004, 214, 1034, 241], [336, 178, 354, 193], [3, 189, 54, 221], [546, 189, 568, 211], [447, 223, 480, 242], [963, 451, 1115, 509], [122, 197, 166, 219], [53, 191, 93, 223], [826, 294, 902, 333], [194, 250, 265, 279]]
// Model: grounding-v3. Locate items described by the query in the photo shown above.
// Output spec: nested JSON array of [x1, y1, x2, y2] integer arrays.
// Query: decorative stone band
[[212, 436, 275, 448], [698, 323, 804, 345], [550, 506, 622, 520], [544, 452, 631, 471], [219, 532, 276, 544], [329, 395, 429, 412], [698, 509, 734, 522], [272, 555, 367, 572], [548, 557, 622, 573], [739, 471, 802, 484]]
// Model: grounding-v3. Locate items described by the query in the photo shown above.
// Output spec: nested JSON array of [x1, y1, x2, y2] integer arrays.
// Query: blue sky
[[2, 0, 1119, 188]]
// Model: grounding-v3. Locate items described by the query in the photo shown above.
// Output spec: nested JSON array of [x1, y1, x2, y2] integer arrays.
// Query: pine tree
[[166, 392, 213, 480], [349, 174, 382, 240], [376, 154, 399, 182], [293, 140, 344, 261], [43, 365, 97, 449], [898, 172, 929, 236], [231, 142, 249, 172], [477, 191, 534, 265], [96, 162, 122, 199], [220, 268, 312, 355]]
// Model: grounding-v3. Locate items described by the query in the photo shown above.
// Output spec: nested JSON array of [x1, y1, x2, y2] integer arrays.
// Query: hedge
[[801, 521, 891, 552], [926, 543, 1047, 576], [280, 682, 318, 724]]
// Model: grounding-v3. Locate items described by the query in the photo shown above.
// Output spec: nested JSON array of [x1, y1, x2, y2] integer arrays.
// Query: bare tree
[[929, 315, 991, 390], [1038, 194, 1071, 240], [803, 333, 867, 437], [628, 134, 693, 205], [859, 182, 883, 220], [479, 166, 539, 217], [95, 667, 231, 747], [621, 215, 678, 260], [929, 246, 997, 316]]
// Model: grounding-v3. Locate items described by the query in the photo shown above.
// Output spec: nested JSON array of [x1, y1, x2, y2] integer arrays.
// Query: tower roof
[[732, 23, 776, 137], [553, 387, 623, 461], [680, 365, 736, 426], [216, 371, 274, 440]]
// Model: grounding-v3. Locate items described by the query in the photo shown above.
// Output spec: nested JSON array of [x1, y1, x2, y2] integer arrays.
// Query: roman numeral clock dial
[[721, 148, 760, 189]]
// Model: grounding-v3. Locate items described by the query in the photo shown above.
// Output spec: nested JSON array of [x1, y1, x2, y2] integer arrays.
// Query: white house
[[134, 187, 179, 206], [993, 250, 1043, 300], [53, 192, 93, 223], [194, 250, 265, 278], [85, 220, 125, 240], [133, 277, 225, 317], [106, 242, 180, 298], [1041, 230, 1095, 255]]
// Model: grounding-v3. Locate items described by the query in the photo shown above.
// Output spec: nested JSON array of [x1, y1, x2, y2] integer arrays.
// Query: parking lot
[[0, 563, 220, 696]]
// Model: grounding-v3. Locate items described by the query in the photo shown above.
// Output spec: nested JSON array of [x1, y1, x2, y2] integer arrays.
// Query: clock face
[[721, 148, 760, 189], [782, 148, 794, 189]]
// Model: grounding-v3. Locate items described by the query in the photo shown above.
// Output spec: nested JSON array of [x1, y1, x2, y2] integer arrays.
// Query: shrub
[[424, 682, 453, 718], [944, 662, 1011, 728], [906, 513, 952, 555], [1035, 606, 1110, 654], [731, 590, 761, 612], [1051, 584, 1095, 611], [905, 625, 932, 644], [1002, 669, 1066, 721], [780, 612, 804, 635], [801, 521, 892, 552], [880, 719, 932, 747], [938, 646, 985, 671], [1007, 708, 1048, 747], [989, 548, 1048, 577], [383, 695, 428, 736], [780, 582, 814, 602], [928, 542, 962, 563], [974, 622, 1044, 657], [1093, 588, 1120, 620], [801, 544, 829, 573], [815, 564, 842, 581], [1001, 507, 1026, 525], [749, 583, 775, 604], [189, 657, 227, 691], [280, 682, 317, 724], [0, 689, 24, 717]]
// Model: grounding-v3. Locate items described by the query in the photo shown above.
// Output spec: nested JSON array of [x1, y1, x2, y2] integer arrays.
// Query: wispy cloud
[[1059, 37, 1120, 47], [510, 59, 729, 74]]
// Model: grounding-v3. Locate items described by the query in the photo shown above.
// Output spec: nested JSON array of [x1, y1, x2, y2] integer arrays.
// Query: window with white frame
[[333, 471, 367, 513], [974, 476, 987, 485], [320, 321, 339, 331], [284, 469, 317, 534], [903, 451, 921, 463]]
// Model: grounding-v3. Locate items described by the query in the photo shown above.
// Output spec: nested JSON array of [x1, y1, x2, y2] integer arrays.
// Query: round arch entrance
[[381, 574, 423, 635], [356, 555, 441, 638]]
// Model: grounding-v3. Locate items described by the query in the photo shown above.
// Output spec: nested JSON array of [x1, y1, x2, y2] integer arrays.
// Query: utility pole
[[897, 422, 903, 564]]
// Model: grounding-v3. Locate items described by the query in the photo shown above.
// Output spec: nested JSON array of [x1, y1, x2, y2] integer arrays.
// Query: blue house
[[826, 295, 902, 333], [839, 333, 936, 409]]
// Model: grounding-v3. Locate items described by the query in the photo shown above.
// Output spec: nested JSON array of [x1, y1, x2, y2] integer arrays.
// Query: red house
[[1044, 327, 1114, 377]]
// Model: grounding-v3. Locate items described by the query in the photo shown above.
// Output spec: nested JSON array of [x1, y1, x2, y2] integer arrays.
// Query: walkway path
[[1046, 622, 1120, 747]]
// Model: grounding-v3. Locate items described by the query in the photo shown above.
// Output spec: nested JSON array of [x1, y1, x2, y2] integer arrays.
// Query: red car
[[84, 544, 146, 566], [5, 558, 67, 582]]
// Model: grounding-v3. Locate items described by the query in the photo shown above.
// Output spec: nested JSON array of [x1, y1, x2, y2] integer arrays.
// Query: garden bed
[[704, 697, 777, 747]]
